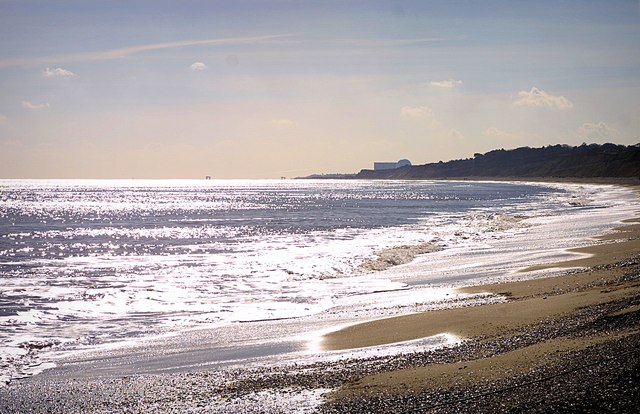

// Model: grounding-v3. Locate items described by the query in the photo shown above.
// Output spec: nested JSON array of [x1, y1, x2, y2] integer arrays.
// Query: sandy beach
[[323, 217, 640, 351], [3, 0, 639, 410], [1, 185, 638, 413], [321, 192, 640, 412]]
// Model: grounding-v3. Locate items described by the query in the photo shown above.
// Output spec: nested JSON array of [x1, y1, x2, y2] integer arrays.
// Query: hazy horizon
[[1, 1, 639, 179]]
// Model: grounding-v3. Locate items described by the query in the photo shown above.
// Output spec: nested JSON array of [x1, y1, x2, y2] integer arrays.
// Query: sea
[[0, 179, 638, 385]]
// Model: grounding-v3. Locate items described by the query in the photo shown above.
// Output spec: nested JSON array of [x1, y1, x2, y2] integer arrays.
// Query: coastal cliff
[[355, 143, 640, 181]]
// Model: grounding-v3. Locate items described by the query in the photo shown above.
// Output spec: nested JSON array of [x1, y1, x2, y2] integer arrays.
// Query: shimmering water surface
[[0, 179, 637, 383]]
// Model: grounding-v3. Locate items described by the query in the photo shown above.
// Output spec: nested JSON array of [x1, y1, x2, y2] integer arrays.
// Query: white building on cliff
[[373, 159, 412, 170]]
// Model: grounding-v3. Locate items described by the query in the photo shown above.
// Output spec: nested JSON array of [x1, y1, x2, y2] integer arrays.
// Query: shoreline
[[320, 187, 640, 411], [1, 182, 638, 413], [322, 219, 640, 351]]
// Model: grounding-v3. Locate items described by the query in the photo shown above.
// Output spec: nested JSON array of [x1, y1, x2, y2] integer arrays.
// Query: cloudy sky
[[0, 0, 638, 179]]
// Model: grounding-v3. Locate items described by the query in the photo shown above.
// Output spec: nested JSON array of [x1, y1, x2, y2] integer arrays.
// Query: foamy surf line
[[382, 183, 639, 288], [1, 181, 638, 386]]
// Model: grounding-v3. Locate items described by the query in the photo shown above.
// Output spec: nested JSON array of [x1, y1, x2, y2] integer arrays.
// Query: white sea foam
[[0, 180, 637, 385]]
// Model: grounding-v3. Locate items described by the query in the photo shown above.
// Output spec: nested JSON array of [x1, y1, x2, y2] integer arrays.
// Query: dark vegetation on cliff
[[355, 143, 640, 181]]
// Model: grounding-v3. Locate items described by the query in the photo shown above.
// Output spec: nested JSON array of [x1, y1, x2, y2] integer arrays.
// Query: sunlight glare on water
[[1, 179, 638, 383]]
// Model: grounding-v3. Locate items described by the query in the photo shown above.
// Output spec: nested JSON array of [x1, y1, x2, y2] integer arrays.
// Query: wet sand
[[322, 219, 640, 351], [322, 206, 640, 412], [1, 186, 638, 413]]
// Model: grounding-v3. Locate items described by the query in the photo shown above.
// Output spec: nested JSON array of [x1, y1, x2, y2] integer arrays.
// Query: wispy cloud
[[22, 101, 49, 110], [430, 79, 462, 89], [483, 127, 520, 141], [270, 118, 296, 127], [448, 129, 465, 139], [43, 67, 76, 78], [189, 62, 208, 71], [0, 115, 8, 125], [577, 122, 619, 141], [400, 105, 442, 129], [340, 35, 465, 48], [0, 34, 297, 69], [400, 105, 435, 119], [513, 87, 573, 110]]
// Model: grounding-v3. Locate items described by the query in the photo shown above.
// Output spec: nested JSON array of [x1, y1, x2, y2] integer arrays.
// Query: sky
[[0, 0, 638, 179]]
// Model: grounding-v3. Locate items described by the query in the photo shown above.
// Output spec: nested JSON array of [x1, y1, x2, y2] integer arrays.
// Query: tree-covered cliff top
[[355, 143, 640, 181]]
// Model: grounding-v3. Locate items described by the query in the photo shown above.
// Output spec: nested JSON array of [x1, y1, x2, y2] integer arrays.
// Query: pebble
[[1, 258, 639, 413]]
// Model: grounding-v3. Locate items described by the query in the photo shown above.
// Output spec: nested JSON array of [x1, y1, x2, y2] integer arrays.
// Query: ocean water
[[0, 179, 637, 384]]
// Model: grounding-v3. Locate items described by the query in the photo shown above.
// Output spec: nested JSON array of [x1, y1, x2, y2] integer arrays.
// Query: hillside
[[355, 143, 640, 181]]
